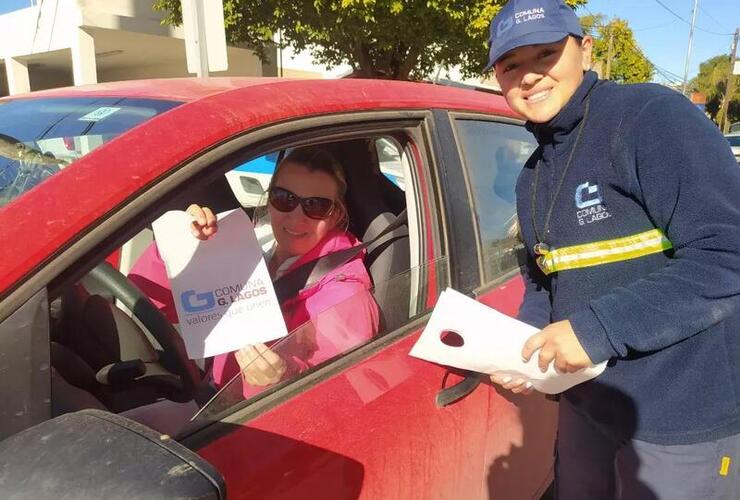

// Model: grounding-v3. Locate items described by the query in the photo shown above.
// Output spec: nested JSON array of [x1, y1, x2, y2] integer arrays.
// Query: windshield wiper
[[0, 133, 69, 167]]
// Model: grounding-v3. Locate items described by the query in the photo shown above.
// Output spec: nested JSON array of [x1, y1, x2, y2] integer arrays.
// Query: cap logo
[[515, 7, 546, 24], [496, 16, 514, 37]]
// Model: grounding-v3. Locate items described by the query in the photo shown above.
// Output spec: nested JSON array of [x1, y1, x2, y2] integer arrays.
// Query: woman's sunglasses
[[268, 186, 336, 220]]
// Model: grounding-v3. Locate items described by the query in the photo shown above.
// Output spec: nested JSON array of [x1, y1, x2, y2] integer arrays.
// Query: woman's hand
[[186, 204, 218, 240], [522, 320, 593, 374], [234, 344, 287, 386], [489, 320, 593, 395], [489, 373, 535, 395]]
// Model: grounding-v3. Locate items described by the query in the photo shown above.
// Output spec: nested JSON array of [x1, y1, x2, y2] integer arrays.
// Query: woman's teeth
[[284, 228, 307, 237], [526, 90, 551, 103]]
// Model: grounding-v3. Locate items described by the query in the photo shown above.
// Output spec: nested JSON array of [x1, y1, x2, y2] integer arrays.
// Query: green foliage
[[580, 14, 653, 84], [690, 54, 739, 126], [153, 0, 586, 80]]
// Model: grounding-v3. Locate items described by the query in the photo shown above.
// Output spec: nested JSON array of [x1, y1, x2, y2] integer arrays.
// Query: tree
[[690, 54, 740, 126], [580, 14, 653, 83], [153, 0, 586, 81]]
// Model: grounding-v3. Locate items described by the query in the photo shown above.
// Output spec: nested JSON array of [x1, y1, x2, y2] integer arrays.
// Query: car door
[[179, 114, 493, 499], [436, 111, 559, 499]]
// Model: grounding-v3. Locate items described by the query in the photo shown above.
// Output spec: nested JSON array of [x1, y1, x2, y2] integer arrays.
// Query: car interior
[[46, 134, 433, 426]]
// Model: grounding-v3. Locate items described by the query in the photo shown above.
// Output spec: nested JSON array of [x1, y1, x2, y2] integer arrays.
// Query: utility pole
[[181, 0, 228, 77], [605, 26, 614, 80], [193, 0, 209, 77], [682, 0, 699, 95], [720, 28, 739, 133]]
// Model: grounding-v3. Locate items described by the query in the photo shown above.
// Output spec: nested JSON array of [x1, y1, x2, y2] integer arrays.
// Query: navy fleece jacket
[[516, 71, 740, 445]]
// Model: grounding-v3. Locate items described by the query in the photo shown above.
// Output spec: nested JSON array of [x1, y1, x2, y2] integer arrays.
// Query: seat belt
[[273, 209, 408, 303]]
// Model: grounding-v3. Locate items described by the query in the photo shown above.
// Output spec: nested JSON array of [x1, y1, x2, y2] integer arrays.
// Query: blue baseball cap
[[484, 0, 583, 72]]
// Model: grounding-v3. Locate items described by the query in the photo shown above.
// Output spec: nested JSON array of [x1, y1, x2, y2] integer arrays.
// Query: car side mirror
[[0, 409, 226, 499]]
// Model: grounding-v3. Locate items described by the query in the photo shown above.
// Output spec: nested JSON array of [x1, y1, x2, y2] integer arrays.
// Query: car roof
[[0, 77, 278, 103], [0, 77, 519, 297], [1, 77, 508, 108]]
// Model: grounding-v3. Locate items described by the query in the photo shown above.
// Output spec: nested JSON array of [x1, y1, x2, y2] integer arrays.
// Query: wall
[[0, 0, 81, 58]]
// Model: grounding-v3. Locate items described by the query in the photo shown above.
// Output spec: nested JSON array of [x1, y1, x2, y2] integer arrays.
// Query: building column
[[5, 57, 31, 95], [71, 28, 97, 86]]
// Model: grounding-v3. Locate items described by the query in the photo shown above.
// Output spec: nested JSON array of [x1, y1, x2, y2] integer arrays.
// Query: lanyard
[[530, 99, 591, 256]]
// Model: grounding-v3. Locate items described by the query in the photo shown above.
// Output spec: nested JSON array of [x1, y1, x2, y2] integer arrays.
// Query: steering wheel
[[85, 261, 201, 403]]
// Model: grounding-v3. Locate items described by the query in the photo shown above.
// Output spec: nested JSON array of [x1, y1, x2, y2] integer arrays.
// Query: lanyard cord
[[530, 99, 591, 252]]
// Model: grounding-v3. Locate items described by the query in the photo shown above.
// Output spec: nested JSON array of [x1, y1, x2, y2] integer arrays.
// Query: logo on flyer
[[181, 289, 216, 313], [179, 278, 271, 325]]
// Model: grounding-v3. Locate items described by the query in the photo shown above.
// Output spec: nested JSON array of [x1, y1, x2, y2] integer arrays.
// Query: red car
[[0, 78, 557, 499]]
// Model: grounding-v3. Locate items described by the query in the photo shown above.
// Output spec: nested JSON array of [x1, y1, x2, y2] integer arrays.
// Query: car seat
[[327, 139, 411, 333]]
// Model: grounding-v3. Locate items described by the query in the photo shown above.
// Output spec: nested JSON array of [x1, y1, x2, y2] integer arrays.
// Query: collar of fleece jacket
[[526, 70, 599, 149]]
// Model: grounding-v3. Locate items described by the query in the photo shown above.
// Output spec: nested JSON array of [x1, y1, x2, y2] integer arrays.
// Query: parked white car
[[725, 132, 740, 163]]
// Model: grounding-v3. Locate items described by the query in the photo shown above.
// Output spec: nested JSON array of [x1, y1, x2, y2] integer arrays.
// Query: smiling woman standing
[[484, 0, 740, 498]]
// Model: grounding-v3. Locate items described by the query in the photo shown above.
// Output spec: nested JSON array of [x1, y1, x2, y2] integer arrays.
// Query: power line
[[581, 5, 697, 87], [654, 65, 683, 85], [655, 64, 683, 81], [698, 4, 730, 32], [581, 12, 683, 85], [651, 0, 734, 37], [633, 23, 673, 32]]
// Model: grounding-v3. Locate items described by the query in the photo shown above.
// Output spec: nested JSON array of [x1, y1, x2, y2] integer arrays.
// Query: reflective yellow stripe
[[719, 456, 731, 476], [536, 229, 673, 275]]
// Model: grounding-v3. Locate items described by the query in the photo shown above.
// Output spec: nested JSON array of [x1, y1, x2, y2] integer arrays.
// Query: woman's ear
[[580, 35, 594, 71]]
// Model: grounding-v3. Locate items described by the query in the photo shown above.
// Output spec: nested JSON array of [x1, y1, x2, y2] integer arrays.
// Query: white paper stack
[[409, 288, 606, 394], [152, 209, 287, 359]]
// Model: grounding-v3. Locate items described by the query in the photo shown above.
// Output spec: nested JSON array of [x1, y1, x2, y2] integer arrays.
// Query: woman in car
[[129, 146, 380, 394]]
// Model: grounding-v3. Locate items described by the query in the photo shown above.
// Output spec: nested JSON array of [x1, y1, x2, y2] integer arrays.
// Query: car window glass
[[455, 120, 536, 282], [193, 257, 448, 423], [376, 137, 405, 191], [0, 289, 51, 440], [0, 97, 180, 207], [727, 135, 740, 147]]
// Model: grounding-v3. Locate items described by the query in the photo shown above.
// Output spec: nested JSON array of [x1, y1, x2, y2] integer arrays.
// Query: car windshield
[[0, 96, 180, 207], [727, 136, 740, 147]]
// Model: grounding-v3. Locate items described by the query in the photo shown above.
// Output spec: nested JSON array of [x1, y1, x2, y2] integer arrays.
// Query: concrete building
[[0, 0, 267, 96]]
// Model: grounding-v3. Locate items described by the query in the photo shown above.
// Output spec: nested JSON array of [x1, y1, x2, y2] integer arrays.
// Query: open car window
[[192, 257, 448, 424]]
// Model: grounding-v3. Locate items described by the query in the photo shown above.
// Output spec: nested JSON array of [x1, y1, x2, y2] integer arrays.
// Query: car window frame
[[445, 111, 532, 295]]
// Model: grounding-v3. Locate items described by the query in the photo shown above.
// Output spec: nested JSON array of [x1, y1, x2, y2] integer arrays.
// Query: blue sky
[[1, 0, 737, 84], [579, 0, 739, 85], [0, 0, 34, 15]]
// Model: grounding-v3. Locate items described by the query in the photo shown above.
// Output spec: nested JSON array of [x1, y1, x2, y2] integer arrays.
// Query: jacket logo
[[575, 182, 602, 209], [575, 182, 611, 226]]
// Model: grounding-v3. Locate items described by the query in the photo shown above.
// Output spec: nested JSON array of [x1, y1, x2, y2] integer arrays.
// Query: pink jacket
[[128, 228, 380, 390]]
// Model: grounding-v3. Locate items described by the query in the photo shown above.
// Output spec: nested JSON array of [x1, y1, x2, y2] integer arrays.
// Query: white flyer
[[409, 288, 606, 394], [152, 209, 288, 359]]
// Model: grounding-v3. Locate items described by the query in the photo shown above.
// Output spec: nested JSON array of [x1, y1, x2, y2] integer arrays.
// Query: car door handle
[[436, 371, 481, 407]]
